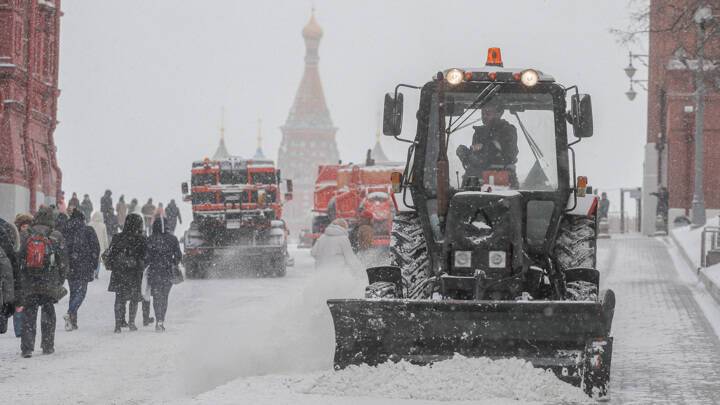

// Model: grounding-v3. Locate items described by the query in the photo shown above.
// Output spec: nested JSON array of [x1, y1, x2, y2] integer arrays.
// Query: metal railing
[[700, 226, 720, 268]]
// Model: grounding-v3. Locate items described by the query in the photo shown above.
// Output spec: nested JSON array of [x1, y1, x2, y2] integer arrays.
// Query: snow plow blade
[[327, 297, 614, 388]]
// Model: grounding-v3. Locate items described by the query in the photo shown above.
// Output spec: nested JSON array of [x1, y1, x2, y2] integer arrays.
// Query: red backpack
[[24, 233, 53, 270]]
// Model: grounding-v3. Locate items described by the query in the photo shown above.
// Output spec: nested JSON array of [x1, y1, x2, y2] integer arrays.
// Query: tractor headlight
[[488, 251, 506, 268], [454, 251, 472, 268], [520, 69, 539, 87], [445, 69, 465, 86]]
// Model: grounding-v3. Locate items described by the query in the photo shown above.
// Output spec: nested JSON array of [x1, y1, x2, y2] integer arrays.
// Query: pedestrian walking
[[116, 195, 128, 230], [141, 199, 156, 236], [0, 218, 17, 334], [165, 199, 182, 234], [12, 214, 31, 336], [105, 213, 146, 333], [89, 212, 109, 280], [63, 210, 100, 331], [598, 192, 610, 220], [127, 198, 139, 218], [55, 212, 69, 237], [145, 218, 182, 332], [68, 192, 80, 211], [311, 219, 363, 272], [100, 189, 114, 226], [79, 194, 93, 223], [14, 213, 33, 236], [356, 210, 375, 252], [16, 207, 68, 357]]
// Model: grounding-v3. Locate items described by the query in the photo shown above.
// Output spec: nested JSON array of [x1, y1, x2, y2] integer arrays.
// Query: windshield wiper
[[511, 111, 550, 172], [446, 84, 501, 136]]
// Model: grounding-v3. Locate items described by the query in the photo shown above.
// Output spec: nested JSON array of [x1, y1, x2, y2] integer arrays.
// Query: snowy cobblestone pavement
[[601, 235, 720, 404]]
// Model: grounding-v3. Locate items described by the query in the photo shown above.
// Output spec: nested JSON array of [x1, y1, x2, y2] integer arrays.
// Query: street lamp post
[[624, 51, 648, 101], [690, 6, 714, 227]]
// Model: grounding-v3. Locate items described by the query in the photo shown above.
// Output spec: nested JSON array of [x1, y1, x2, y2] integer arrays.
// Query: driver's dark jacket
[[458, 119, 518, 178]]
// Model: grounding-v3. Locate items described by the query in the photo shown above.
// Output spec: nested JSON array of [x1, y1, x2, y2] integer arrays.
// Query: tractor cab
[[383, 48, 595, 299]]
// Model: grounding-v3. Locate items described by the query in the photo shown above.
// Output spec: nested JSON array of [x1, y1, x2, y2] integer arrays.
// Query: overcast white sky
[[56, 0, 647, 220]]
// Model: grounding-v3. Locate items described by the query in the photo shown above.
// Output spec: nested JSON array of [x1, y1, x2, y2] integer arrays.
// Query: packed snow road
[[2, 238, 720, 404]]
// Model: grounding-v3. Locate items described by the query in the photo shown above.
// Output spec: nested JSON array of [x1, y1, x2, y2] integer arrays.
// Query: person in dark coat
[[55, 212, 69, 238], [0, 220, 17, 334], [106, 213, 146, 333], [164, 199, 182, 234], [16, 207, 68, 357], [456, 105, 519, 185], [63, 210, 100, 331], [145, 218, 182, 332], [68, 192, 80, 211], [100, 190, 114, 229], [79, 194, 93, 224]]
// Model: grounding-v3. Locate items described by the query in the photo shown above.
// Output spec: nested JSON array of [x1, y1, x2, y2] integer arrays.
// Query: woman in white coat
[[90, 212, 110, 279], [311, 219, 363, 272]]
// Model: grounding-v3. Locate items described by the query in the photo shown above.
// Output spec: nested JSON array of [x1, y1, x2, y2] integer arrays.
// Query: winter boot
[[21, 351, 32, 358], [42, 347, 54, 355], [128, 323, 138, 332], [143, 317, 155, 327], [71, 313, 78, 330], [63, 313, 73, 331], [155, 321, 165, 333], [114, 320, 122, 334]]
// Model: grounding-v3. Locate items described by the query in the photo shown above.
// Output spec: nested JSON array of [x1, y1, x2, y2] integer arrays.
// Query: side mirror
[[383, 92, 404, 136], [181, 182, 189, 195], [571, 94, 593, 138]]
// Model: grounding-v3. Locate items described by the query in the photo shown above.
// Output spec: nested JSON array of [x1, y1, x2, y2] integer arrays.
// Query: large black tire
[[554, 215, 596, 270], [555, 215, 598, 301], [390, 212, 432, 299]]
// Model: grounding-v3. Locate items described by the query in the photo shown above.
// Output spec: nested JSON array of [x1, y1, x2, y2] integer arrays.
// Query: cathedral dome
[[302, 12, 323, 40]]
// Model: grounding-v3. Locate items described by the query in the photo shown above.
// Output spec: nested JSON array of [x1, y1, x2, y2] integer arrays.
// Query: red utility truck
[[181, 156, 293, 278], [310, 162, 404, 249]]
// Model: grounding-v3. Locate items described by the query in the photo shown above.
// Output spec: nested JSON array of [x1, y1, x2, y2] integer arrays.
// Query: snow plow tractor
[[327, 48, 615, 399], [181, 156, 293, 278]]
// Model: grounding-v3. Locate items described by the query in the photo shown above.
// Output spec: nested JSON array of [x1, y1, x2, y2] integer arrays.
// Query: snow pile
[[194, 356, 588, 404], [304, 356, 588, 403]]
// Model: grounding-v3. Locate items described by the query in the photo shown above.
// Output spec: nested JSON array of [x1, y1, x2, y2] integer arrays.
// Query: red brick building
[[277, 11, 339, 235], [0, 0, 62, 221], [643, 0, 720, 232]]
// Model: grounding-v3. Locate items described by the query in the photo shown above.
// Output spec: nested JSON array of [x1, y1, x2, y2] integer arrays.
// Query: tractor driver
[[456, 104, 519, 186]]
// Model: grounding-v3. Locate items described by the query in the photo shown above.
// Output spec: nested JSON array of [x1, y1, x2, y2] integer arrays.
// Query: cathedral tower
[[277, 11, 339, 234]]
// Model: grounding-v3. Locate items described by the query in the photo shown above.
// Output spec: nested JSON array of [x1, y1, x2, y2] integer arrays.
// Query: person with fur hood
[[311, 219, 363, 272]]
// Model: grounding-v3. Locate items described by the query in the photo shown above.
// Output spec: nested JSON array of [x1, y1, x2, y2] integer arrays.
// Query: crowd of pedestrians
[[0, 189, 184, 358]]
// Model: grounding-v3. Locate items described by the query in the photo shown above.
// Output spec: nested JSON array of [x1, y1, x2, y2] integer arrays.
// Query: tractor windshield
[[425, 89, 560, 193]]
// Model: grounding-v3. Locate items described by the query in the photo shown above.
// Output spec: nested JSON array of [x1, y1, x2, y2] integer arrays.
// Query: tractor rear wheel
[[384, 212, 432, 299]]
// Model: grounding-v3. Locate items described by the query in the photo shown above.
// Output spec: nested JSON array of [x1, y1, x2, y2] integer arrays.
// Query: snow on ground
[[0, 245, 592, 404], [192, 357, 588, 405]]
